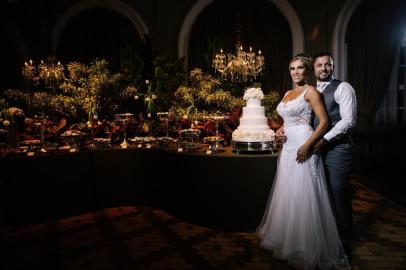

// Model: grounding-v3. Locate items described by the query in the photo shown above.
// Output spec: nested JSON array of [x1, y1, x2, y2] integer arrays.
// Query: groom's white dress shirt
[[316, 78, 357, 142]]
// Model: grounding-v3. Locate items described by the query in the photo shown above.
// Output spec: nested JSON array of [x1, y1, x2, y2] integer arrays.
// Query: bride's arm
[[296, 87, 329, 163]]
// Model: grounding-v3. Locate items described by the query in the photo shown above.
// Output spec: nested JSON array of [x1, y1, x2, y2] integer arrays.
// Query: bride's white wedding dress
[[256, 89, 350, 270]]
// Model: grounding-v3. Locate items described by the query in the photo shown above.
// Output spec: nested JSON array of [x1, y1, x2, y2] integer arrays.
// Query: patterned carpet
[[4, 179, 406, 270]]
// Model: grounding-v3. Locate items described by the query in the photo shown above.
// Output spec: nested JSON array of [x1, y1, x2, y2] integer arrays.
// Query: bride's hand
[[276, 126, 287, 142], [296, 144, 310, 163]]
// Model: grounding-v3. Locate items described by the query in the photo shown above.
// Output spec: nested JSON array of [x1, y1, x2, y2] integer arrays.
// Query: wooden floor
[[4, 179, 406, 270]]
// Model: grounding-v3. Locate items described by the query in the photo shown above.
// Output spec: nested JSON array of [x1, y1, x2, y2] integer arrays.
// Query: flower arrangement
[[134, 80, 158, 118], [243, 87, 264, 100], [0, 99, 25, 147]]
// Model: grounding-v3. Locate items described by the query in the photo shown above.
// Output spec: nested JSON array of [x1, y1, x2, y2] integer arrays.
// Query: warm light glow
[[212, 43, 265, 82], [22, 58, 65, 89]]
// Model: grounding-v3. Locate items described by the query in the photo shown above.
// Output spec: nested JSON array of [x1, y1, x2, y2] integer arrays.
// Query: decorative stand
[[178, 129, 201, 152], [33, 115, 47, 153], [202, 115, 227, 153], [115, 113, 134, 148], [157, 112, 170, 137]]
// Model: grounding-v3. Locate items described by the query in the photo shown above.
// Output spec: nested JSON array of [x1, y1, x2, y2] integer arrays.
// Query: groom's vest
[[312, 79, 349, 143]]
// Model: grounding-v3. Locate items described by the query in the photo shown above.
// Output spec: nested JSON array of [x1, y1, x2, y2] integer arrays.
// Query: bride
[[256, 55, 350, 270]]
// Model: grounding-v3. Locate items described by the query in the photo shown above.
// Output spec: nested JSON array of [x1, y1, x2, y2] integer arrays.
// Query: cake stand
[[232, 140, 273, 153]]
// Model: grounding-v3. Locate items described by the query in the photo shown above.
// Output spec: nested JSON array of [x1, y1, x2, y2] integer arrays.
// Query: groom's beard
[[316, 72, 332, 82]]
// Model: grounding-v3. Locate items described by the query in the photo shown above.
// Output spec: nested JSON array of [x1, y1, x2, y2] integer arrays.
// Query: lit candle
[[249, 46, 252, 52], [258, 50, 262, 55]]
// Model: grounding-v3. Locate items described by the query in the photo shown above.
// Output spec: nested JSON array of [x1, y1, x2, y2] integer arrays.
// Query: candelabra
[[23, 58, 65, 89]]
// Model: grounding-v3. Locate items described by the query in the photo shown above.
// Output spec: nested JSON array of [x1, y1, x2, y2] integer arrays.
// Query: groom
[[311, 52, 357, 260]]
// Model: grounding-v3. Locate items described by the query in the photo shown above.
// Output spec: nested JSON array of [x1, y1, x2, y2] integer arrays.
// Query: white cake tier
[[243, 106, 265, 117], [246, 98, 261, 107], [236, 125, 270, 131], [239, 117, 268, 126], [232, 128, 275, 142]]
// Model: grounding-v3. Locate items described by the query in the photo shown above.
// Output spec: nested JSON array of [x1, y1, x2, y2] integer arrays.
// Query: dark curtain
[[188, 0, 292, 94], [56, 8, 143, 72], [346, 0, 406, 171], [0, 24, 23, 94], [347, 0, 406, 124]]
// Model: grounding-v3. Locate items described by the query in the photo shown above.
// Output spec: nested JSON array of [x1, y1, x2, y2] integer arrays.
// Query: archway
[[55, 7, 143, 71], [52, 0, 148, 55], [332, 0, 363, 80], [178, 0, 304, 66]]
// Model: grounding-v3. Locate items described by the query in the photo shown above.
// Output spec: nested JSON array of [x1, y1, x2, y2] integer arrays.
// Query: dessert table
[[0, 146, 278, 231]]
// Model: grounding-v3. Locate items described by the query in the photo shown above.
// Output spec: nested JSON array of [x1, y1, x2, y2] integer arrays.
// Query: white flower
[[152, 94, 157, 100], [243, 87, 264, 100], [145, 97, 150, 101], [145, 79, 150, 85], [148, 113, 152, 118], [134, 95, 139, 100]]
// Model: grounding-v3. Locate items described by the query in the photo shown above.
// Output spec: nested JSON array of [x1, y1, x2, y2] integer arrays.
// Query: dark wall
[[0, 0, 349, 91]]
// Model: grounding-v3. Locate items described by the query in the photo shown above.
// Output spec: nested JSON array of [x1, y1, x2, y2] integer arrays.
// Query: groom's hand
[[313, 138, 327, 153]]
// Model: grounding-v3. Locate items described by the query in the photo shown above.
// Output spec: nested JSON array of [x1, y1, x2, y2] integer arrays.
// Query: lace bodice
[[277, 89, 313, 128]]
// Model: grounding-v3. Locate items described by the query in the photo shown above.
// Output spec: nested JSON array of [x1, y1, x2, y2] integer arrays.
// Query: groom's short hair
[[313, 51, 333, 61]]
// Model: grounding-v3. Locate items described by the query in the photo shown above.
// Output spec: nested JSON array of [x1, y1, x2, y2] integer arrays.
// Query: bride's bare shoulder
[[283, 90, 292, 97], [304, 86, 321, 100]]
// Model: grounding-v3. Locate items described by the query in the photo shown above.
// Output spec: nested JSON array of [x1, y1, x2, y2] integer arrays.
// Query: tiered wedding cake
[[232, 87, 275, 151]]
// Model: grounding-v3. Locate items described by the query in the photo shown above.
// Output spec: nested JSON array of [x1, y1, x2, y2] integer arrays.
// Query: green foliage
[[120, 36, 187, 113], [153, 55, 187, 111], [171, 68, 244, 119], [263, 92, 280, 119], [59, 59, 124, 119], [4, 59, 132, 121]]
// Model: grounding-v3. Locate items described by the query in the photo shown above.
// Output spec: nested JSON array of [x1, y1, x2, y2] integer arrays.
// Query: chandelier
[[212, 43, 265, 82]]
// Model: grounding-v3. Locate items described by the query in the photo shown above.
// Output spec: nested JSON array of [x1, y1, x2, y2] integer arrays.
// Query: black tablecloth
[[0, 147, 278, 231]]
